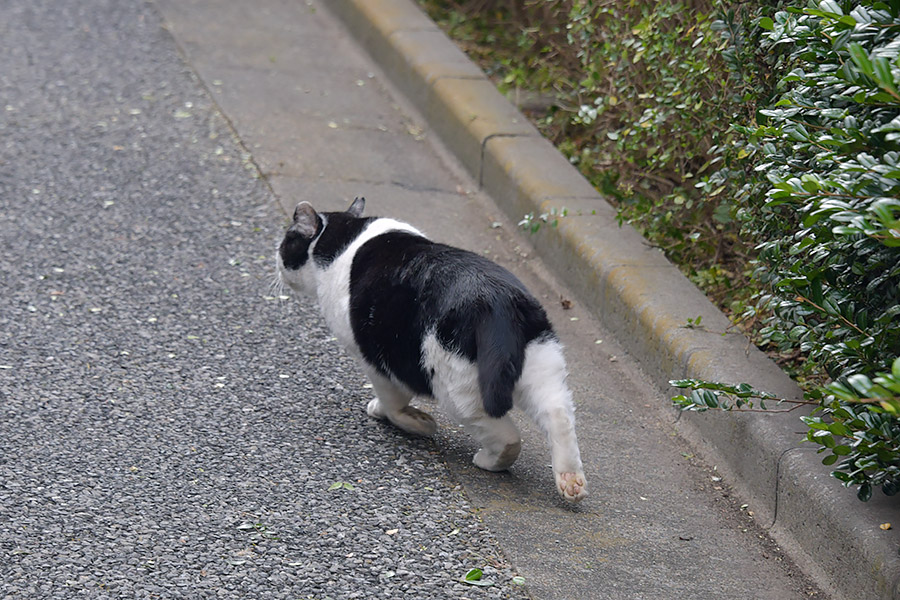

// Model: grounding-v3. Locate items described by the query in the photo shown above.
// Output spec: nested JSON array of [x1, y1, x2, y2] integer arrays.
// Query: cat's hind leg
[[423, 342, 522, 470], [364, 369, 437, 436], [515, 339, 587, 502], [462, 414, 522, 472]]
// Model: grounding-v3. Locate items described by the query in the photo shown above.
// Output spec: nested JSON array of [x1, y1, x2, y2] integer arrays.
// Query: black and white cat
[[277, 198, 587, 502]]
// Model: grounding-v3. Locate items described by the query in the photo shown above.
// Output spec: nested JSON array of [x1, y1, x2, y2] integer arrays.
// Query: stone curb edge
[[323, 1, 900, 598]]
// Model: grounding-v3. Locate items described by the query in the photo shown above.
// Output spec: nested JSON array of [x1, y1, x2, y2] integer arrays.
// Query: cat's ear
[[347, 196, 365, 218], [292, 202, 321, 238]]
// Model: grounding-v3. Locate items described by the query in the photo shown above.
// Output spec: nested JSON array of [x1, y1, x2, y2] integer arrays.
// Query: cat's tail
[[475, 305, 526, 419]]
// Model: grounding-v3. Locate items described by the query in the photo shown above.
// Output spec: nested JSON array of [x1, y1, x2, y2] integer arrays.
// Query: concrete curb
[[324, 1, 900, 598]]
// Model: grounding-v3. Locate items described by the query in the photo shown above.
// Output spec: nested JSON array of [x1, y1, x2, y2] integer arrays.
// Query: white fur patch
[[514, 339, 574, 421], [314, 218, 423, 355], [420, 333, 481, 422], [513, 339, 583, 476]]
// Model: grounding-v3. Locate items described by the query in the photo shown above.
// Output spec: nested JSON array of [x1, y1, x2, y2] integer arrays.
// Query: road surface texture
[[0, 0, 823, 598]]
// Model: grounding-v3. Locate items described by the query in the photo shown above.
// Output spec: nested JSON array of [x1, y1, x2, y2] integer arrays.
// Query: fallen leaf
[[881, 522, 892, 530], [462, 568, 494, 587]]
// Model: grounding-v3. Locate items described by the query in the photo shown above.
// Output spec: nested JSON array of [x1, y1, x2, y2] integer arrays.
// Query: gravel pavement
[[0, 1, 528, 598]]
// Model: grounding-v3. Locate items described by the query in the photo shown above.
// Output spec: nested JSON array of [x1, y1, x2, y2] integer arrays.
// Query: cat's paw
[[556, 471, 588, 503], [390, 405, 437, 437], [366, 398, 386, 420], [473, 440, 521, 472]]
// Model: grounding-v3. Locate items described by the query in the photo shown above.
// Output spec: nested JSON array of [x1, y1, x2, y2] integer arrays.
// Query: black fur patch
[[313, 212, 375, 268], [279, 229, 314, 270], [348, 230, 555, 416]]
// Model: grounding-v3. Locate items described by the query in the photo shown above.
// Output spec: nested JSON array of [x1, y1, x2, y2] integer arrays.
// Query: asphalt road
[[0, 1, 527, 598], [1, 0, 824, 599]]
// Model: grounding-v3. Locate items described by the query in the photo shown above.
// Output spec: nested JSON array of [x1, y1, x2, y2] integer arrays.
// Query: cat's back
[[349, 225, 553, 358], [350, 228, 536, 307]]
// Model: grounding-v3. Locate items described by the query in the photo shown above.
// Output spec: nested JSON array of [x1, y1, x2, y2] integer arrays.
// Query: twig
[[795, 294, 868, 338]]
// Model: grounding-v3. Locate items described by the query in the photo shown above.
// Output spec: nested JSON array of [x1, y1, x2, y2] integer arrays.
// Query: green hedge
[[421, 0, 759, 304], [679, 0, 900, 501], [421, 0, 900, 500]]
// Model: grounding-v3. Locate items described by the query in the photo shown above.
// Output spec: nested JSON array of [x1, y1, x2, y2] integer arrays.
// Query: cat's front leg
[[364, 369, 437, 437]]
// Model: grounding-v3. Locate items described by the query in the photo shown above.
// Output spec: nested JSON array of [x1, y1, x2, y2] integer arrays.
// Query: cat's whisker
[[268, 275, 282, 298], [268, 275, 293, 313]]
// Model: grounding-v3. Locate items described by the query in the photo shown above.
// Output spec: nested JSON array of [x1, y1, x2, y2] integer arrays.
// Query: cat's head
[[276, 197, 365, 294]]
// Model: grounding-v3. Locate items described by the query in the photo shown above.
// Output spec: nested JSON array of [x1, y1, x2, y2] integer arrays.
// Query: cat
[[276, 197, 587, 502]]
